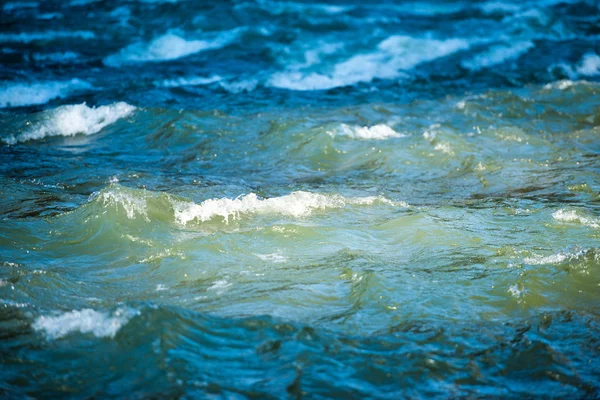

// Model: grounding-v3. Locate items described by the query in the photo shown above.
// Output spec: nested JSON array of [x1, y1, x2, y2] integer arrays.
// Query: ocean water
[[1, 0, 600, 398]]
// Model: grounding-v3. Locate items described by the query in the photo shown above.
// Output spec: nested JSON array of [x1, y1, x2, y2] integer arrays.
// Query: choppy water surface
[[1, 0, 600, 398]]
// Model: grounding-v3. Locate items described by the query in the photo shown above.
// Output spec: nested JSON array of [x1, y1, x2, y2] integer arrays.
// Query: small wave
[[542, 79, 594, 91], [575, 53, 600, 76], [328, 124, 406, 140], [0, 30, 94, 43], [3, 102, 136, 144], [0, 79, 91, 108], [462, 41, 534, 70], [256, 252, 288, 263], [74, 185, 407, 229], [550, 53, 600, 80], [173, 191, 402, 225], [269, 35, 469, 90], [219, 79, 258, 93], [104, 30, 238, 66], [237, 1, 353, 16], [33, 307, 139, 339], [155, 75, 222, 88], [478, 2, 521, 15], [552, 209, 600, 229], [94, 186, 149, 220]]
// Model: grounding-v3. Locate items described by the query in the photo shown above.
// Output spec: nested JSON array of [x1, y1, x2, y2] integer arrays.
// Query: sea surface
[[1, 0, 600, 398]]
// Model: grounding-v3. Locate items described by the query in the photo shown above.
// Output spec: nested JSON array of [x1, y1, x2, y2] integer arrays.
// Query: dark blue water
[[1, 0, 600, 398]]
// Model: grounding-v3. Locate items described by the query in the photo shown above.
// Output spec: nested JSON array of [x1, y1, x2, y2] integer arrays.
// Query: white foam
[[0, 30, 94, 43], [548, 53, 600, 81], [269, 35, 469, 90], [462, 41, 533, 70], [173, 191, 402, 225], [543, 79, 576, 90], [508, 284, 525, 298], [0, 79, 91, 109], [4, 102, 136, 144], [576, 53, 600, 76], [207, 279, 232, 295], [552, 209, 600, 229], [523, 253, 567, 265], [156, 75, 222, 88], [256, 252, 288, 263], [329, 123, 406, 140], [105, 31, 238, 66], [434, 142, 453, 154], [33, 308, 139, 339], [219, 79, 258, 93]]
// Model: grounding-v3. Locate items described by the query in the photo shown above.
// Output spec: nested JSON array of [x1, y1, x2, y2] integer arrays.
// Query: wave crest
[[78, 185, 406, 227], [3, 102, 136, 144], [33, 307, 140, 339]]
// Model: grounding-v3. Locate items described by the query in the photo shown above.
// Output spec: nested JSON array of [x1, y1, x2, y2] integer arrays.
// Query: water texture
[[1, 0, 600, 398]]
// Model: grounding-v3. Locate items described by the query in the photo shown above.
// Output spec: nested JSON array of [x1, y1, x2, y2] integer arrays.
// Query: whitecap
[[219, 79, 258, 93], [156, 284, 168, 291], [269, 35, 469, 91], [0, 79, 91, 109], [576, 53, 600, 76], [552, 209, 600, 229], [523, 253, 567, 265], [549, 53, 600, 80], [3, 102, 136, 144], [508, 284, 525, 298], [33, 307, 139, 339], [207, 279, 232, 295], [329, 124, 406, 140], [104, 30, 238, 66], [256, 252, 288, 263], [543, 79, 577, 90], [462, 41, 534, 70], [173, 191, 403, 225]]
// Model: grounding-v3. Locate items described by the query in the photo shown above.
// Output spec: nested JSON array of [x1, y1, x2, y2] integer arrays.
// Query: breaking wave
[[3, 102, 136, 144]]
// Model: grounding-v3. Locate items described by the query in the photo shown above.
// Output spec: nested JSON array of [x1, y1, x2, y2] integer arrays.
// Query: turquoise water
[[1, 0, 600, 398]]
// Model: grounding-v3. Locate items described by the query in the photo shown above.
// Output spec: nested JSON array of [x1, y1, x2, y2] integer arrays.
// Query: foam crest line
[[0, 79, 91, 109], [269, 35, 469, 90], [3, 102, 136, 144], [552, 209, 600, 229], [104, 29, 240, 66], [173, 191, 404, 225], [33, 307, 140, 339], [329, 123, 406, 140]]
